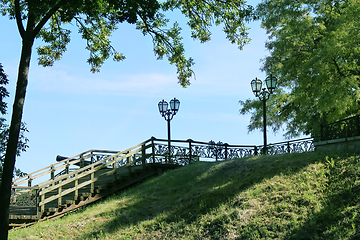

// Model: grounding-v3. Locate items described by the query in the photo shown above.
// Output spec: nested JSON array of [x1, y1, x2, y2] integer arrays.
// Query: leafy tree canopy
[[0, 0, 255, 87], [240, 0, 360, 138]]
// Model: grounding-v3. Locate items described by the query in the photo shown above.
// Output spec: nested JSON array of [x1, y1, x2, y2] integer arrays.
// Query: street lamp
[[158, 98, 180, 161], [250, 75, 277, 154]]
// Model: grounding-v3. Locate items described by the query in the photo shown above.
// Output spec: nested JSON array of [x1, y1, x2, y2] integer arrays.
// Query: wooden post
[[58, 185, 62, 206], [142, 144, 146, 167], [91, 165, 95, 194], [36, 189, 41, 216], [27, 174, 32, 187], [80, 155, 84, 168], [50, 165, 55, 180], [127, 155, 130, 167], [91, 151, 94, 164], [75, 172, 79, 201], [151, 137, 156, 163], [254, 146, 258, 156], [128, 155, 134, 176], [113, 161, 117, 181], [41, 191, 45, 213], [65, 162, 69, 175]]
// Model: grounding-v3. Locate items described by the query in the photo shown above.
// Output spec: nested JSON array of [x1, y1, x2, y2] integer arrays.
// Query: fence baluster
[[142, 144, 146, 167], [151, 137, 155, 163], [189, 139, 192, 164], [225, 143, 228, 160], [287, 141, 291, 153]]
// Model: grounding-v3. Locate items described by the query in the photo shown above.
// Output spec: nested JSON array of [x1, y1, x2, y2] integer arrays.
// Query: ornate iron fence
[[147, 137, 314, 163], [321, 115, 360, 141], [265, 137, 315, 155]]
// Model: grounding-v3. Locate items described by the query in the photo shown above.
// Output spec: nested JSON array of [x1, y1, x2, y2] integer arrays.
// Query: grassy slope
[[9, 152, 360, 239]]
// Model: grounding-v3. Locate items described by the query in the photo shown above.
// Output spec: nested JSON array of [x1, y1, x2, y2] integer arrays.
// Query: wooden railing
[[11, 139, 155, 217]]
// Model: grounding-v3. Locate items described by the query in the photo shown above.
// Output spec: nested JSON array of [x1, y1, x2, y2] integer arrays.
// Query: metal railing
[[321, 115, 360, 141], [149, 137, 314, 162]]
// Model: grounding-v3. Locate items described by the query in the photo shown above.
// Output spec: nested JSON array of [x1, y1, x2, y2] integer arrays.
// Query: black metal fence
[[148, 136, 315, 163], [320, 115, 360, 141]]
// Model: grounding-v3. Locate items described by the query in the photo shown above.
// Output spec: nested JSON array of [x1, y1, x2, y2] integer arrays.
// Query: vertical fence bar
[[80, 154, 84, 168], [287, 141, 291, 153], [127, 154, 130, 168], [58, 185, 62, 206], [90, 151, 94, 164], [28, 174, 32, 187], [215, 146, 218, 162], [41, 190, 45, 213], [142, 144, 146, 167], [75, 172, 79, 200], [151, 137, 156, 163], [36, 189, 41, 216], [91, 164, 95, 194], [224, 143, 228, 160], [188, 139, 192, 164], [65, 161, 69, 175], [113, 160, 117, 181], [50, 165, 55, 180], [254, 146, 258, 156], [50, 165, 55, 188]]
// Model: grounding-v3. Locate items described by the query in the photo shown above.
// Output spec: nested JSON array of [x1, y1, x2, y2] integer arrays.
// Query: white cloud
[[28, 66, 177, 97]]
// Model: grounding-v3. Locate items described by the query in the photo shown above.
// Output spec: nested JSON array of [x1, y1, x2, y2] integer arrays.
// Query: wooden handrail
[[37, 140, 153, 208]]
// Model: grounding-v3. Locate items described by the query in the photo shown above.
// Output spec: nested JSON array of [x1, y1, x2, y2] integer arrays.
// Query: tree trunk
[[0, 32, 34, 240]]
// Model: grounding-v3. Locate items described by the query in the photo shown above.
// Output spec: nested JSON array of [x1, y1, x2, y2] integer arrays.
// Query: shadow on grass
[[78, 151, 328, 239], [285, 189, 360, 240], [286, 154, 360, 240]]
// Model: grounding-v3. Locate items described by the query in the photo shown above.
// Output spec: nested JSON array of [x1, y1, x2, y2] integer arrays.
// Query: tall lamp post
[[250, 75, 277, 154], [158, 98, 180, 161]]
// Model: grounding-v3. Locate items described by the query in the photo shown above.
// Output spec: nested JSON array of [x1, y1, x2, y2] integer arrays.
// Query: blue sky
[[1, 6, 295, 174]]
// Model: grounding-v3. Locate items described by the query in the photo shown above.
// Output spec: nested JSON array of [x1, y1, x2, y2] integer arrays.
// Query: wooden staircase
[[9, 139, 184, 229]]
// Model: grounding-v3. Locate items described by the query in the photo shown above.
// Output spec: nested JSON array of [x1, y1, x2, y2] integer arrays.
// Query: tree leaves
[[240, 0, 360, 138], [2, 0, 255, 87], [0, 64, 28, 183]]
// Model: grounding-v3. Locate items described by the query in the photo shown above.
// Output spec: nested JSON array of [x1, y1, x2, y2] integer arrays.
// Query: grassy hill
[[9, 151, 360, 239]]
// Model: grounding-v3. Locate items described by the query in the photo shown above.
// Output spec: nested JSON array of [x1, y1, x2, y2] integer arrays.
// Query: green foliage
[[0, 64, 28, 183], [240, 0, 360, 138], [0, 63, 9, 115], [1, 0, 255, 87], [239, 89, 295, 136]]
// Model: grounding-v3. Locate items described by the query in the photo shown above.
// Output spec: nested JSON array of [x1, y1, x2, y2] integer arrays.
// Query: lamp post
[[250, 75, 277, 154], [158, 98, 180, 161]]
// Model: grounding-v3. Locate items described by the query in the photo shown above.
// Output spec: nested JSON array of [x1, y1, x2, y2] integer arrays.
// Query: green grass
[[9, 151, 360, 239]]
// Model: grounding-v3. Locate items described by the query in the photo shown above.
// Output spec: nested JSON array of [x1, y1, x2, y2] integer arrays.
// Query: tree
[[0, 63, 29, 184], [0, 0, 255, 237], [0, 121, 29, 183], [240, 0, 360, 139]]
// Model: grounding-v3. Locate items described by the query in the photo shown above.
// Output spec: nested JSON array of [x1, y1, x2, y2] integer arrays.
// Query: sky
[[0, 4, 299, 175]]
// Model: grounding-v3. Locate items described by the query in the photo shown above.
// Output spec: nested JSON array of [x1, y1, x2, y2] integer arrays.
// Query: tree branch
[[31, 0, 63, 39], [333, 57, 345, 77], [14, 0, 25, 39]]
